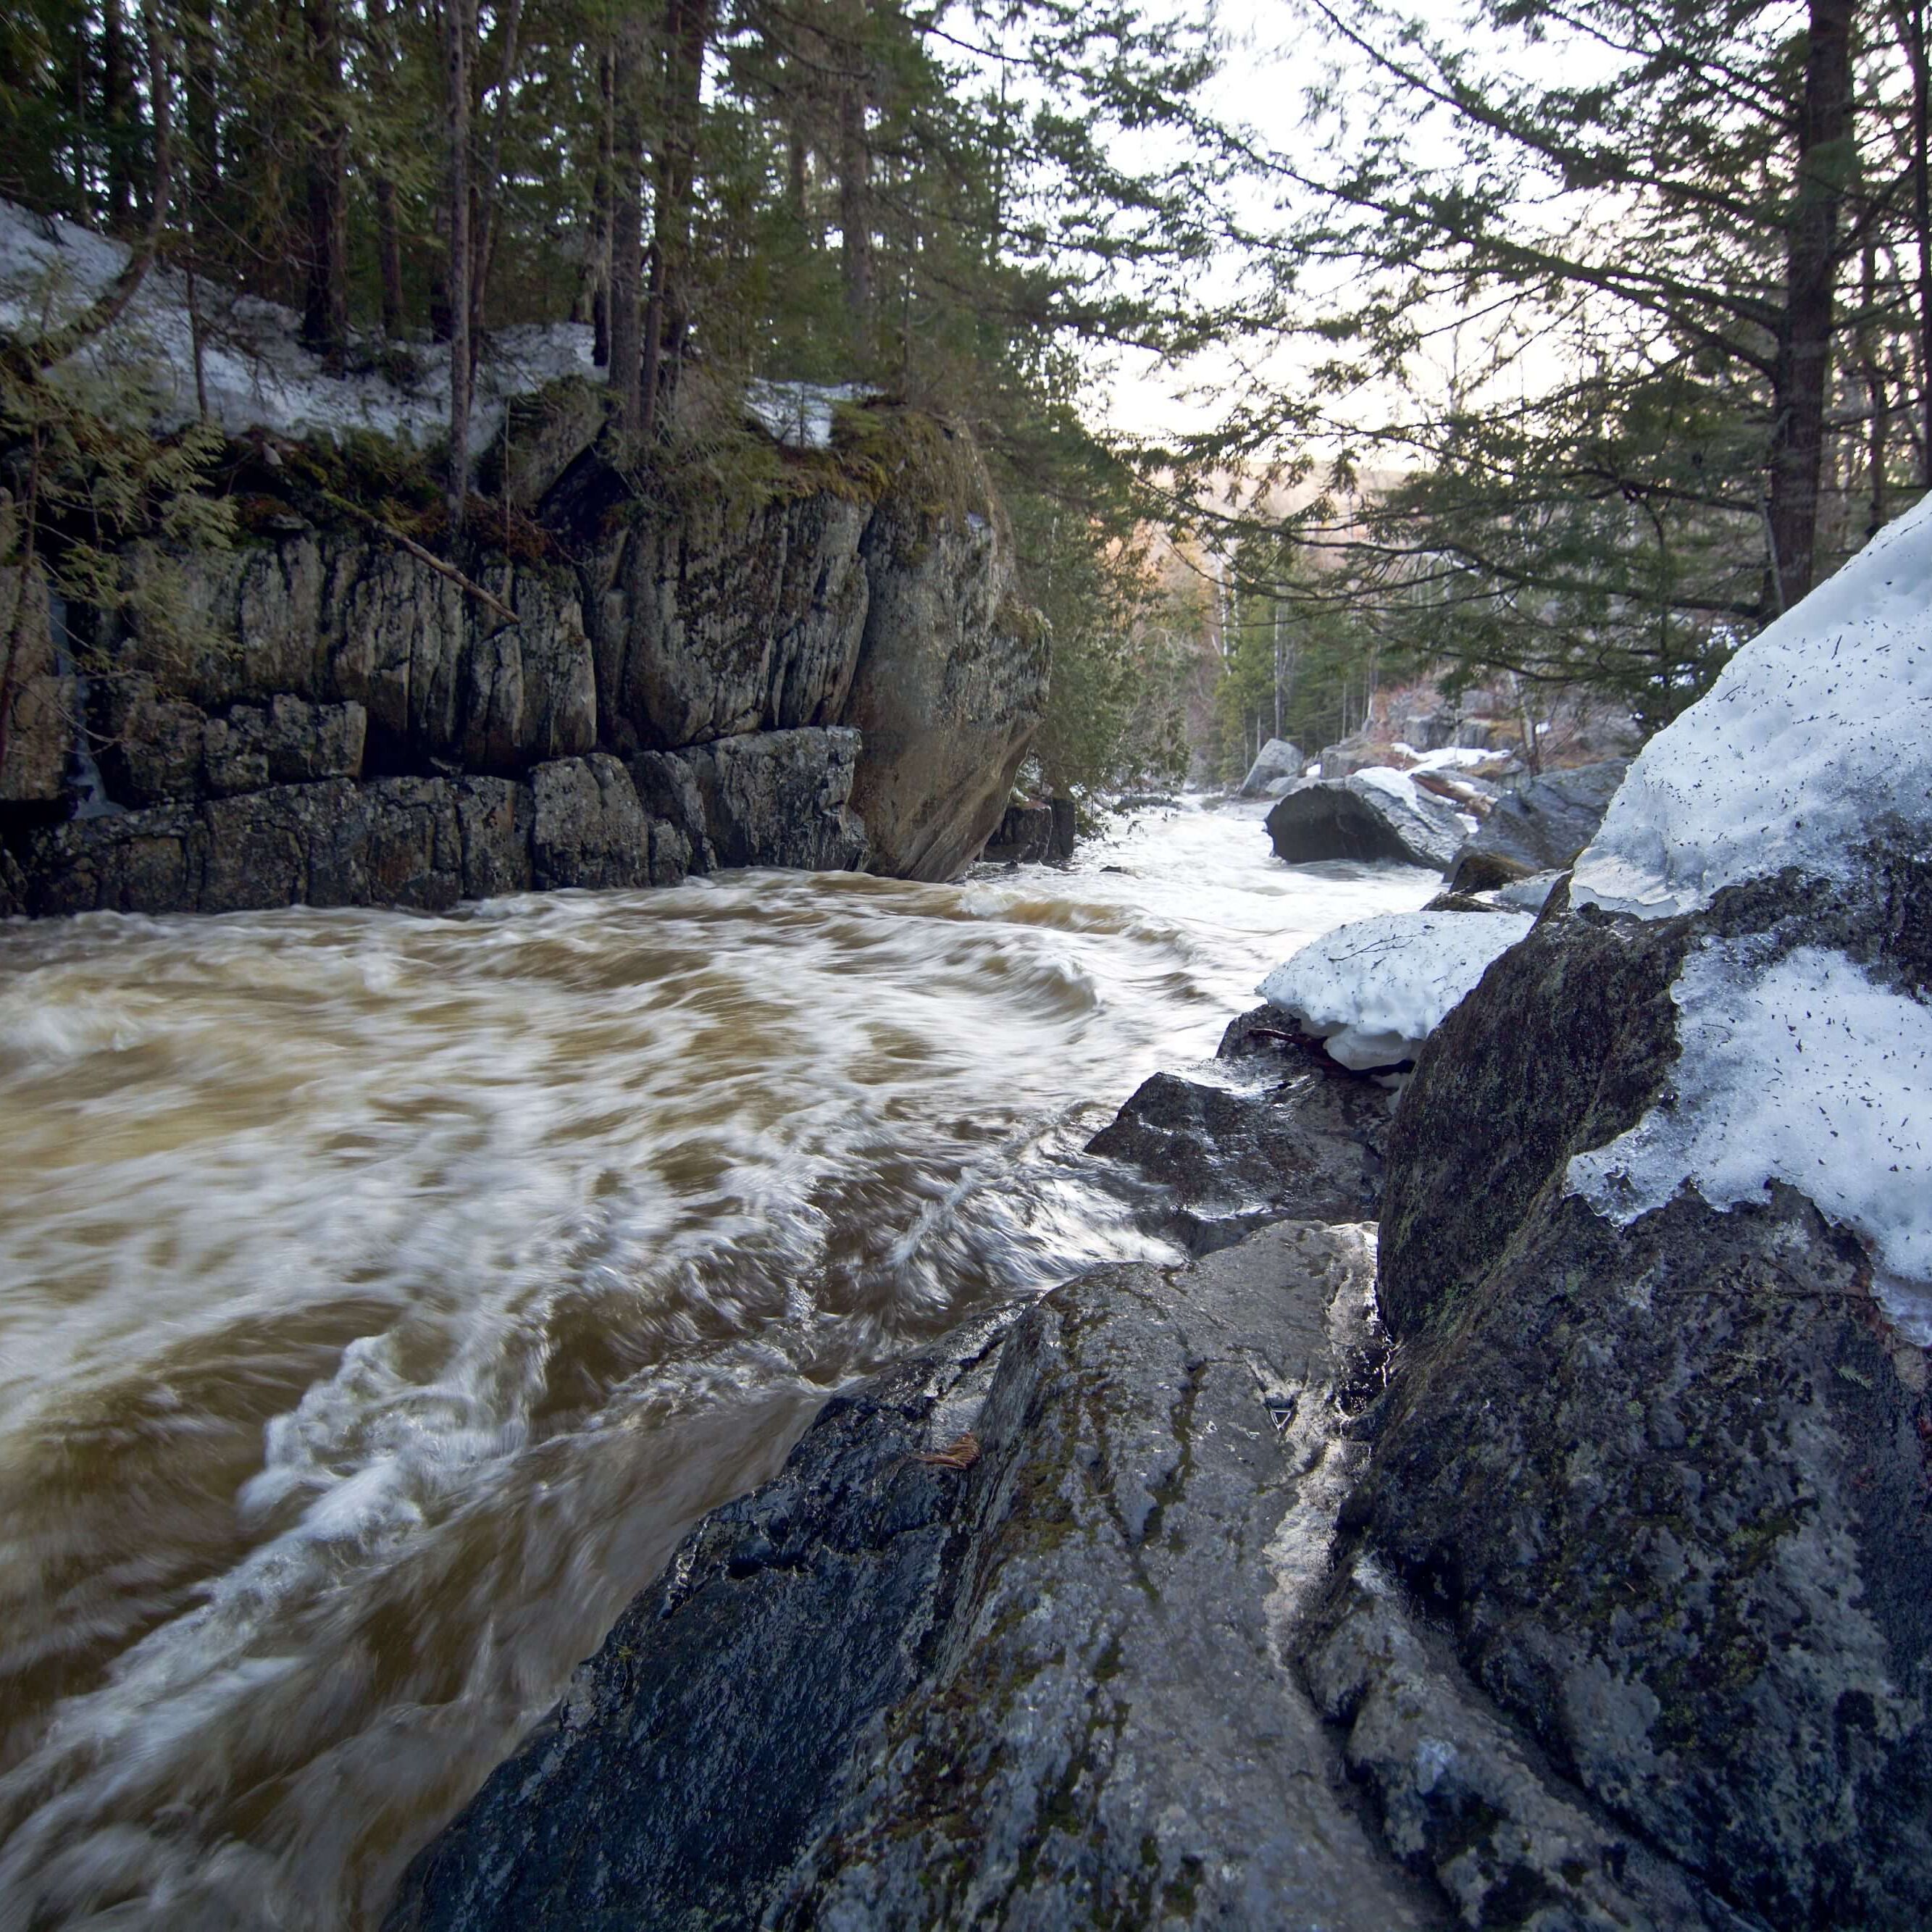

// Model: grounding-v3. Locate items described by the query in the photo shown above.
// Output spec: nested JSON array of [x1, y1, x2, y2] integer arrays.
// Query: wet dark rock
[[22, 775, 532, 915], [386, 1221, 1446, 1932], [672, 727, 869, 873], [1084, 1064, 1387, 1252], [1046, 794, 1076, 861], [1329, 864, 1932, 1931], [530, 753, 653, 891], [1266, 774, 1466, 870], [981, 800, 1051, 863], [627, 747, 716, 875], [1443, 759, 1628, 892]]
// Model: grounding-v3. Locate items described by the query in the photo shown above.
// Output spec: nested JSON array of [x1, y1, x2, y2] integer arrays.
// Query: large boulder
[[842, 422, 1048, 881], [1443, 757, 1628, 892], [1237, 735, 1303, 795], [1084, 1059, 1390, 1252], [531, 753, 669, 890], [385, 1221, 1447, 1932], [1266, 769, 1467, 869], [1321, 493, 1932, 1931]]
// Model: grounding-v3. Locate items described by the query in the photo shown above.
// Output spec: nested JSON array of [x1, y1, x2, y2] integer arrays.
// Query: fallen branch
[[313, 487, 521, 627]]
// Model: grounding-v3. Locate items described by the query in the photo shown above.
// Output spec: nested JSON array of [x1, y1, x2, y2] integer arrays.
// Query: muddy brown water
[[0, 801, 1436, 1929]]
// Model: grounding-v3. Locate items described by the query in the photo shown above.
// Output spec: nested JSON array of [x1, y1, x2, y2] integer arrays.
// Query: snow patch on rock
[[1258, 909, 1533, 1074], [1573, 491, 1932, 919], [1568, 941, 1932, 1340], [1, 197, 601, 446]]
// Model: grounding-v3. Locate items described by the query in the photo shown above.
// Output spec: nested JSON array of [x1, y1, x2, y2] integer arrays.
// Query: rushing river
[[0, 800, 1436, 1930]]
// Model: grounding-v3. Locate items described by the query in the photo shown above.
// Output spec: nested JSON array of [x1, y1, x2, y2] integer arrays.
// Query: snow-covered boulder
[[1266, 769, 1468, 870], [1257, 908, 1532, 1074], [1324, 495, 1932, 1931], [1235, 737, 1304, 797]]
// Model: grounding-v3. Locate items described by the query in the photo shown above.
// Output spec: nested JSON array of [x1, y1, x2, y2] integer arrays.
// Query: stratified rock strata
[[1, 403, 1046, 916]]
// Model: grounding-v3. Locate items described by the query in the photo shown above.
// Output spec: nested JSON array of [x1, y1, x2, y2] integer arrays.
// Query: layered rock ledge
[[1, 401, 1047, 917]]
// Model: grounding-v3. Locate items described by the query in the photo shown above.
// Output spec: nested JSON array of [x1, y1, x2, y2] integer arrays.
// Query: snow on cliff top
[[0, 198, 600, 446], [0, 199, 859, 451], [1258, 908, 1532, 1076], [1573, 490, 1932, 918]]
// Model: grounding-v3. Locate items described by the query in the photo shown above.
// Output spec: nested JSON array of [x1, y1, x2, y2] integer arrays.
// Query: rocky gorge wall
[[0, 398, 1047, 917]]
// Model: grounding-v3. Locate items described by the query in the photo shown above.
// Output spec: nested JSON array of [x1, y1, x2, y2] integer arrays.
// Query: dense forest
[[2, 0, 1928, 790]]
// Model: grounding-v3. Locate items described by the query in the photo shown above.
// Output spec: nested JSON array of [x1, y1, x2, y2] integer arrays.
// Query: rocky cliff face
[[0, 401, 1045, 918]]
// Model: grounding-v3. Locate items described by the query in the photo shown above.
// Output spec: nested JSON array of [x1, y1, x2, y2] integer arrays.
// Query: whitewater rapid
[[0, 800, 1436, 1929]]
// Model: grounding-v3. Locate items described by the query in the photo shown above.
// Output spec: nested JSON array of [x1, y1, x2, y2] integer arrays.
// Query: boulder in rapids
[[1237, 735, 1304, 796], [1442, 756, 1628, 892], [1322, 491, 1932, 1931], [382, 1223, 1452, 1932], [1265, 769, 1467, 870]]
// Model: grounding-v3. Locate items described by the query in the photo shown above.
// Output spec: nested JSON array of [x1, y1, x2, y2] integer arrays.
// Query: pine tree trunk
[[640, 0, 711, 438], [608, 12, 646, 435], [467, 0, 525, 373], [1893, 0, 1932, 486], [104, 0, 133, 228], [836, 0, 873, 359], [582, 43, 616, 366], [368, 0, 406, 336], [184, 0, 219, 237], [300, 0, 350, 369], [446, 0, 475, 526], [1765, 0, 1855, 611]]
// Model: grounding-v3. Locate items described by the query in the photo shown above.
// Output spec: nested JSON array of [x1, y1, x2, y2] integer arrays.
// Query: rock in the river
[[385, 1221, 1446, 1932], [1237, 735, 1304, 795], [1266, 770, 1467, 870], [1443, 758, 1628, 892], [979, 799, 1051, 863], [1256, 906, 1534, 1075], [1084, 1062, 1389, 1251]]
